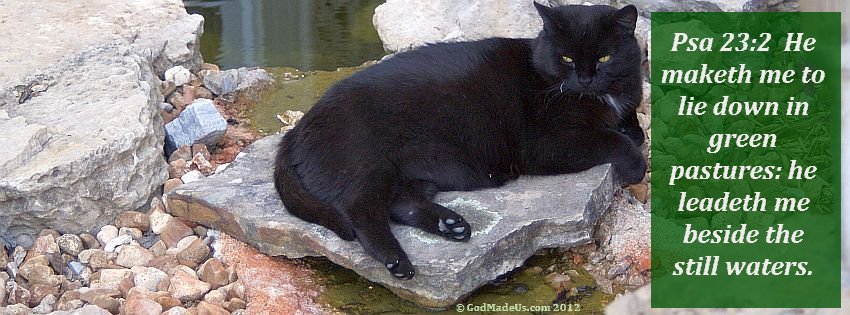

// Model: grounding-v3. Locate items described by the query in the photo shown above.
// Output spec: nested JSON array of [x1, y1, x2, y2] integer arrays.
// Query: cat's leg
[[527, 128, 646, 184], [348, 172, 416, 280], [618, 109, 645, 147], [389, 181, 472, 241]]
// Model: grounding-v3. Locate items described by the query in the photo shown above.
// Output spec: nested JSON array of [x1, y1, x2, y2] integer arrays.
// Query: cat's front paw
[[386, 258, 415, 280], [438, 216, 471, 241], [614, 148, 647, 185]]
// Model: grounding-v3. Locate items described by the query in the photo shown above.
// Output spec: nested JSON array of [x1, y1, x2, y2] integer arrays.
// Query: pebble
[[161, 80, 178, 98], [197, 301, 230, 315], [169, 145, 193, 163], [161, 218, 194, 248], [115, 211, 151, 231], [163, 178, 184, 194], [161, 102, 175, 113], [79, 233, 100, 249], [168, 159, 189, 179], [169, 267, 211, 302], [198, 258, 229, 290], [29, 233, 60, 258], [5, 304, 30, 315], [103, 234, 132, 252], [124, 295, 162, 315], [607, 261, 632, 279], [224, 298, 247, 312], [165, 66, 192, 86], [96, 225, 119, 245], [53, 234, 83, 257], [177, 238, 210, 268], [192, 152, 215, 176], [163, 306, 191, 315], [96, 269, 132, 290], [116, 245, 154, 268], [203, 288, 226, 305], [181, 170, 205, 183], [15, 234, 34, 248], [133, 267, 168, 292], [32, 293, 56, 314], [195, 86, 215, 99]]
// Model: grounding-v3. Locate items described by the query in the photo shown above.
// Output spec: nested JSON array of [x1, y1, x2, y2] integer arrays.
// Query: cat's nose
[[578, 76, 593, 87]]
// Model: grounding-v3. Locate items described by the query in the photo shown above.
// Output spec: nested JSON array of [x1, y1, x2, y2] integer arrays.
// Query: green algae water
[[306, 251, 616, 314], [185, 0, 386, 71]]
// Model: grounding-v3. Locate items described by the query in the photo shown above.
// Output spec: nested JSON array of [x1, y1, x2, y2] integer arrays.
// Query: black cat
[[274, 3, 646, 280]]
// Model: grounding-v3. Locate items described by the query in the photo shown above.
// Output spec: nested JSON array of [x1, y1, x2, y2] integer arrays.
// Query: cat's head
[[531, 3, 641, 112]]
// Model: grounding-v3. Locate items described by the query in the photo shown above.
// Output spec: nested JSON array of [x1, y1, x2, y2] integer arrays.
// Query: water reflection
[[185, 0, 386, 71]]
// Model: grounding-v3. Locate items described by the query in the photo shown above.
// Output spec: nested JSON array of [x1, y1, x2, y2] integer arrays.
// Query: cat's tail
[[273, 140, 356, 241]]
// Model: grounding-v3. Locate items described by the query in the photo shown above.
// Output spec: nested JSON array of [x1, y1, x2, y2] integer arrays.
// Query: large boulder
[[0, 0, 204, 237], [166, 134, 614, 307], [372, 0, 798, 53]]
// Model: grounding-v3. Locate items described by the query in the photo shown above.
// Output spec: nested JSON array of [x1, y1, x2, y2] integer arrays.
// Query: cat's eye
[[561, 56, 573, 63], [598, 55, 611, 63]]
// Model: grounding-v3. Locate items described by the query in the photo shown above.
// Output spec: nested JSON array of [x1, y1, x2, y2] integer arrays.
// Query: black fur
[[274, 3, 646, 279]]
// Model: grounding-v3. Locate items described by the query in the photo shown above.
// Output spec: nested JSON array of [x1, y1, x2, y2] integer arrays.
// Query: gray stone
[[164, 99, 227, 154], [0, 0, 203, 238], [202, 67, 274, 96], [166, 134, 613, 308], [372, 0, 797, 53]]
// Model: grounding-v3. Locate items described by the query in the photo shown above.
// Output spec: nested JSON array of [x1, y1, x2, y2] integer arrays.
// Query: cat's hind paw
[[438, 216, 471, 241], [386, 258, 415, 280]]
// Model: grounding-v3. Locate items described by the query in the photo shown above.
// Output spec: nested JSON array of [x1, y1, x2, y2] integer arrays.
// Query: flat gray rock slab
[[167, 134, 614, 308]]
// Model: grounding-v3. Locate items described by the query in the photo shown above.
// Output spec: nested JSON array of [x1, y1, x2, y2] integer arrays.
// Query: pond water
[[184, 0, 386, 71], [183, 0, 616, 313]]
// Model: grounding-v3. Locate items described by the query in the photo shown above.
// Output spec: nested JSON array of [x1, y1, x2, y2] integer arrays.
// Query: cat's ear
[[613, 5, 638, 33], [534, 2, 562, 32]]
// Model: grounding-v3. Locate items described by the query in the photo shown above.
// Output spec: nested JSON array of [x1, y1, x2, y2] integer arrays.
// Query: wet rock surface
[[166, 133, 614, 307]]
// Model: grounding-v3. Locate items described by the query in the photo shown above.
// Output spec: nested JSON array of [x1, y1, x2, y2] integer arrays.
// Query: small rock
[[203, 67, 273, 95], [161, 102, 175, 113], [161, 80, 178, 98], [0, 279, 7, 308], [54, 235, 83, 257], [202, 289, 226, 305], [196, 301, 229, 315], [168, 159, 189, 179], [198, 258, 229, 290], [193, 226, 208, 237], [160, 219, 194, 248], [32, 293, 56, 314], [149, 240, 167, 257], [201, 63, 220, 72], [79, 288, 120, 304], [56, 290, 83, 311], [94, 269, 132, 291], [175, 236, 199, 252], [89, 295, 120, 314], [148, 255, 180, 274], [168, 268, 211, 302], [163, 178, 184, 194], [103, 234, 132, 252], [169, 145, 193, 163], [181, 170, 204, 184], [156, 296, 182, 311], [544, 273, 572, 289], [607, 261, 632, 279], [96, 225, 119, 245], [195, 86, 214, 99], [177, 238, 210, 268], [164, 99, 227, 155], [69, 304, 112, 315], [124, 294, 162, 315], [628, 183, 649, 203], [277, 110, 304, 126], [7, 282, 31, 306], [163, 306, 191, 315], [0, 247, 8, 267], [118, 227, 143, 240], [79, 234, 100, 249], [191, 153, 215, 176], [192, 144, 211, 160], [68, 261, 85, 276], [115, 211, 151, 231], [28, 234, 60, 258], [165, 66, 192, 86], [4, 303, 30, 315], [223, 298, 247, 312], [116, 245, 154, 268], [133, 267, 168, 292], [87, 250, 116, 271]]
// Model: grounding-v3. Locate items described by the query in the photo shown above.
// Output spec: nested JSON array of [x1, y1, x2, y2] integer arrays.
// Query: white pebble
[[181, 170, 205, 183], [165, 66, 191, 86]]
